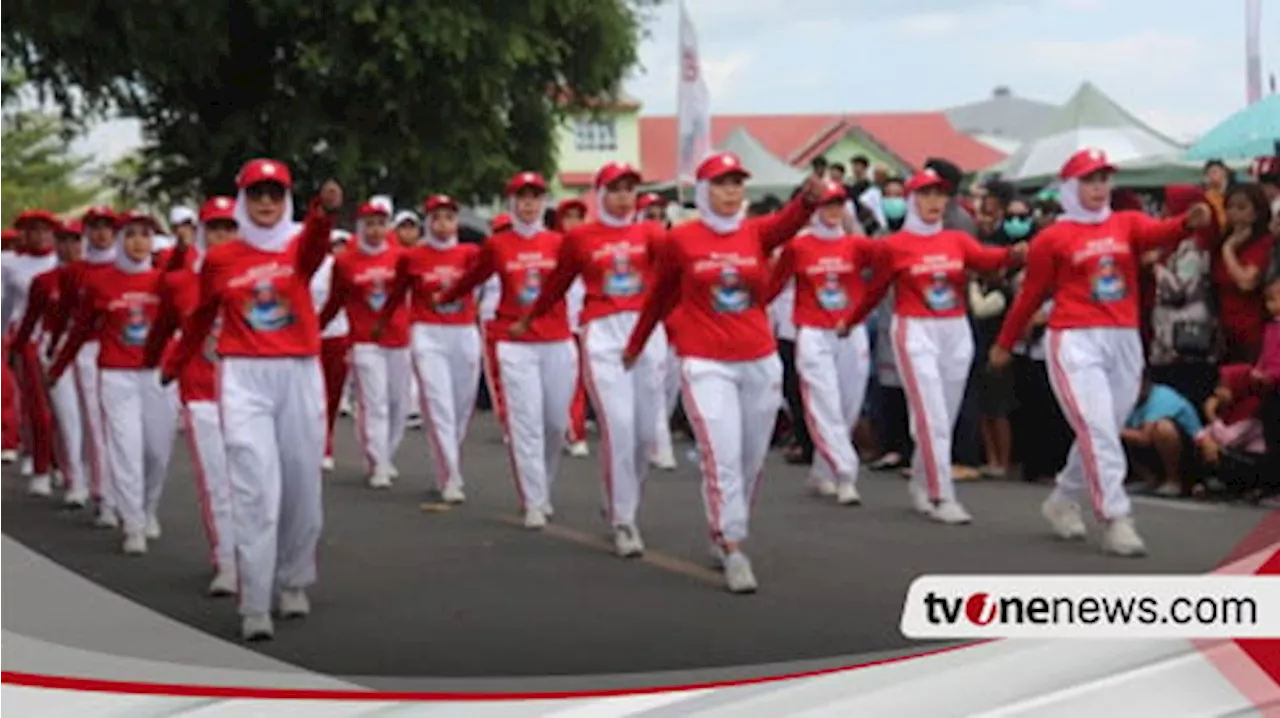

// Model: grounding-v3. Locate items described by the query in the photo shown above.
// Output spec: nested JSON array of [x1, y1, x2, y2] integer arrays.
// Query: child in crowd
[[1196, 364, 1266, 467], [1121, 373, 1203, 498]]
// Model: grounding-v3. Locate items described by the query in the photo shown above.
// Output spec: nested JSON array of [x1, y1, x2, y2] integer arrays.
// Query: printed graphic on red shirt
[[366, 276, 389, 311], [1091, 256, 1126, 303], [230, 264, 297, 332], [600, 245, 643, 297], [114, 292, 158, 346], [925, 272, 958, 312], [713, 266, 751, 313]]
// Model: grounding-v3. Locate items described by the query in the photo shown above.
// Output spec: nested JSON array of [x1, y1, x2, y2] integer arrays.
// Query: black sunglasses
[[245, 182, 287, 201]]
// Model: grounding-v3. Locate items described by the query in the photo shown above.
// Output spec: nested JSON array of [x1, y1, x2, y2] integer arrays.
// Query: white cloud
[[74, 118, 143, 167], [1018, 31, 1205, 86], [1049, 0, 1105, 9]]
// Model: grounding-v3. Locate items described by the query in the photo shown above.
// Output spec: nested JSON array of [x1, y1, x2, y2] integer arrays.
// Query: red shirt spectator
[[1212, 184, 1275, 361]]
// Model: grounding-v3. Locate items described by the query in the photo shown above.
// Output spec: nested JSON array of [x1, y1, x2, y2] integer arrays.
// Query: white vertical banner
[[1245, 0, 1262, 105], [676, 0, 712, 185]]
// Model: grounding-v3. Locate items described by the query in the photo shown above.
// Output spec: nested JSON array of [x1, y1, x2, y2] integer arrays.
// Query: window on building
[[573, 118, 618, 152]]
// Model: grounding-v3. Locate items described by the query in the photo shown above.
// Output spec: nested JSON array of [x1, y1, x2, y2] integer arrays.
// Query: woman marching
[[49, 211, 179, 555], [377, 194, 481, 504], [144, 196, 240, 596], [163, 160, 341, 640], [319, 201, 410, 489], [624, 153, 821, 592], [437, 172, 576, 529], [838, 169, 1025, 525], [312, 229, 353, 471], [513, 161, 668, 557], [767, 181, 880, 506], [990, 149, 1211, 556]]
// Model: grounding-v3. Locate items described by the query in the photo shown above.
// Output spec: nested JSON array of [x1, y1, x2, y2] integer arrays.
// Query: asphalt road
[[2, 410, 1271, 678]]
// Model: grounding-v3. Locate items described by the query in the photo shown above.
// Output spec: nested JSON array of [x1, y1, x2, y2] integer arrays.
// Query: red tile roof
[[637, 112, 1005, 183]]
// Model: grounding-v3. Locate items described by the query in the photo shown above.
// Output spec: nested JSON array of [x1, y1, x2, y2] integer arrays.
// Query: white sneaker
[[442, 484, 466, 504], [1042, 497, 1087, 540], [144, 514, 162, 540], [208, 567, 238, 597], [339, 399, 353, 417], [709, 542, 727, 567], [649, 448, 677, 471], [122, 532, 147, 555], [931, 501, 972, 525], [909, 485, 934, 515], [614, 525, 645, 558], [20, 456, 33, 477], [241, 613, 274, 641], [277, 588, 310, 618], [321, 456, 335, 472], [524, 507, 547, 529], [406, 413, 423, 429], [95, 507, 120, 529], [1102, 517, 1147, 557], [27, 474, 52, 497], [723, 551, 758, 594], [811, 478, 837, 497], [0, 449, 17, 463], [388, 465, 400, 479], [63, 488, 90, 508], [52, 469, 65, 489], [836, 483, 861, 506], [567, 441, 589, 458], [368, 471, 393, 489], [541, 503, 555, 518]]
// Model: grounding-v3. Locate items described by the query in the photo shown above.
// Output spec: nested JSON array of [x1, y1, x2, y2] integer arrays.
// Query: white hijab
[[234, 189, 297, 252], [83, 235, 117, 265], [508, 197, 546, 238], [355, 216, 389, 255], [595, 187, 635, 228], [114, 229, 154, 274], [902, 192, 943, 236], [695, 179, 745, 234], [809, 208, 844, 240], [1057, 178, 1112, 225]]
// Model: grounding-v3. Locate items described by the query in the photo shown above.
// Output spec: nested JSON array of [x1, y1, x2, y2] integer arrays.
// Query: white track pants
[[73, 342, 110, 507], [890, 316, 973, 504], [43, 349, 85, 495], [181, 400, 235, 572], [98, 368, 177, 533], [410, 324, 481, 491], [797, 325, 870, 486], [581, 312, 666, 527], [1045, 328, 1143, 521], [219, 356, 325, 617], [679, 355, 782, 545], [651, 335, 679, 462], [496, 339, 577, 511], [350, 343, 411, 476]]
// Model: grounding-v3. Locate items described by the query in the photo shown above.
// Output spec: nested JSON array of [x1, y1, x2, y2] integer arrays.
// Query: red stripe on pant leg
[[1047, 332, 1106, 519], [482, 325, 507, 427], [348, 349, 377, 474], [19, 342, 53, 474], [679, 367, 725, 545], [796, 332, 840, 482], [568, 333, 588, 442], [578, 325, 616, 525], [321, 338, 348, 458], [892, 319, 941, 502], [2, 338, 18, 450], [411, 350, 452, 491], [182, 405, 221, 569], [492, 342, 527, 509]]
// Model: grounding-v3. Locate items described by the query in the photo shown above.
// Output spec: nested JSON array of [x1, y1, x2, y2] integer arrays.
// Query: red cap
[[1059, 149, 1117, 181], [637, 193, 665, 211], [696, 153, 751, 182], [557, 197, 588, 217], [1, 228, 17, 247], [904, 168, 953, 194], [423, 194, 458, 213], [490, 213, 513, 232], [1252, 155, 1280, 181], [199, 196, 237, 223], [236, 158, 294, 190], [15, 209, 60, 229], [594, 161, 641, 189], [506, 171, 548, 196], [81, 206, 118, 224], [115, 210, 160, 231], [58, 219, 83, 237], [818, 180, 847, 204], [356, 201, 391, 219]]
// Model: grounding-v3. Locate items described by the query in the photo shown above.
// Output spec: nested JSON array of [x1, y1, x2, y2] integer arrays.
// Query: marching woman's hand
[[1184, 202, 1213, 231], [1008, 242, 1029, 266], [800, 175, 825, 205], [987, 345, 1013, 372], [509, 316, 531, 338], [319, 179, 344, 214]]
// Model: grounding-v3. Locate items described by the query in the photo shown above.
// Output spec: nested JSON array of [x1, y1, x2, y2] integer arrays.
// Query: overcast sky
[[76, 0, 1272, 165]]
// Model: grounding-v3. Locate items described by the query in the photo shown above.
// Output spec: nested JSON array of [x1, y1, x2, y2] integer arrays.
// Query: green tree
[[0, 110, 100, 227], [3, 0, 661, 206]]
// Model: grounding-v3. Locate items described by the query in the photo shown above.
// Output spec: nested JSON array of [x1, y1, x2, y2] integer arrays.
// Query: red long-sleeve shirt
[[382, 242, 479, 328], [144, 268, 217, 402], [44, 258, 117, 353], [319, 246, 409, 347], [12, 267, 63, 348], [524, 221, 666, 326], [437, 229, 570, 342], [996, 211, 1188, 352], [841, 229, 1013, 328], [625, 195, 814, 362], [49, 268, 165, 378], [162, 199, 333, 380], [766, 231, 882, 330]]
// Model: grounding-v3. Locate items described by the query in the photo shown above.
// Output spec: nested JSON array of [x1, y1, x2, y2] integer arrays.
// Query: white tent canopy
[[990, 82, 1186, 184]]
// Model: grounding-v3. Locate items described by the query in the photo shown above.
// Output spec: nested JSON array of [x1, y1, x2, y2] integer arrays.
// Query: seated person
[[1196, 364, 1266, 467], [1122, 373, 1204, 497]]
